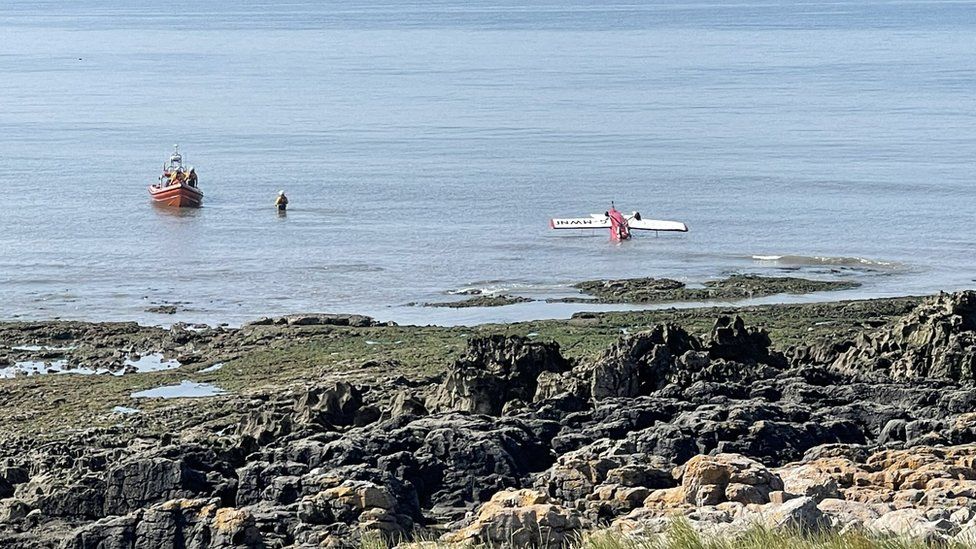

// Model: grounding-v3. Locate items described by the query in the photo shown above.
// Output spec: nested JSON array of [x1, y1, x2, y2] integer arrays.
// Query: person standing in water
[[275, 190, 288, 211]]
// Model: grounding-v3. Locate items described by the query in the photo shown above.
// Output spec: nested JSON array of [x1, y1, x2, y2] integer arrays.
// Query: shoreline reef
[[424, 274, 860, 308], [562, 274, 860, 304], [2, 283, 976, 548]]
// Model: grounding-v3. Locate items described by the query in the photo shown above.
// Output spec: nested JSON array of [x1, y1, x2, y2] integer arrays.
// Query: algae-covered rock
[[565, 275, 859, 304], [426, 294, 533, 308]]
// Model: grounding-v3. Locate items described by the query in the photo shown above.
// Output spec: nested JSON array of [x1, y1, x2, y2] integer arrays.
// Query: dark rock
[[237, 409, 294, 448], [879, 419, 908, 445], [20, 474, 107, 520], [589, 324, 699, 400], [426, 294, 534, 308], [62, 499, 264, 549], [567, 275, 858, 304], [807, 291, 976, 382], [0, 498, 30, 523], [236, 461, 308, 506], [282, 314, 377, 327], [291, 381, 366, 429], [388, 391, 428, 418], [62, 513, 140, 549], [412, 415, 555, 507], [144, 305, 177, 315], [104, 457, 209, 515], [707, 315, 785, 366], [428, 336, 570, 415]]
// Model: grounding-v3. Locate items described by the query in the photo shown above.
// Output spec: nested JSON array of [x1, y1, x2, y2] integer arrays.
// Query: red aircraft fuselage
[[608, 207, 631, 241]]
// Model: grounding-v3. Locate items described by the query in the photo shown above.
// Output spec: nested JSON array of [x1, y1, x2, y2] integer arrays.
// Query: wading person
[[275, 190, 289, 211]]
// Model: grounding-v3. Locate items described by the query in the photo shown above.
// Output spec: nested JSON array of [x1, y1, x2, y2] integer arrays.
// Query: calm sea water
[[1, 1, 974, 326]]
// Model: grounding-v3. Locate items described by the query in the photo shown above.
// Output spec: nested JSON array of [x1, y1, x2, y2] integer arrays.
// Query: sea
[[1, 1, 974, 327]]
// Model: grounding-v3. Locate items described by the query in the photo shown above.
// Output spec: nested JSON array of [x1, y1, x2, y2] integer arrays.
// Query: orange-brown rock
[[442, 489, 583, 548]]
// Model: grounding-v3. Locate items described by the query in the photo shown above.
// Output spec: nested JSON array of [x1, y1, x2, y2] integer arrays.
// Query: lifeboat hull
[[148, 183, 203, 208]]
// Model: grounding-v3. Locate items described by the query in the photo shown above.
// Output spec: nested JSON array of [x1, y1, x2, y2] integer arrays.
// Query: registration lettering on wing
[[554, 219, 598, 226]]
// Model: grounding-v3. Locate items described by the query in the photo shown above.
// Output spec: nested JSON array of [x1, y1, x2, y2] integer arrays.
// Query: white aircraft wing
[[550, 217, 610, 229], [627, 218, 688, 232]]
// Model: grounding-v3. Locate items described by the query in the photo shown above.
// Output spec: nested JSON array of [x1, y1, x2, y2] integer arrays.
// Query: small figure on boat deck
[[187, 167, 198, 188], [275, 190, 288, 211]]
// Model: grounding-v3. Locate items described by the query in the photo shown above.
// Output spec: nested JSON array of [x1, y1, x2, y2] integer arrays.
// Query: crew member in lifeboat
[[187, 168, 198, 188]]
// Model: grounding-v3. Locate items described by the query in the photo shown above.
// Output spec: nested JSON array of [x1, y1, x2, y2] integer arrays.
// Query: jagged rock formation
[[428, 335, 570, 415], [799, 290, 976, 381]]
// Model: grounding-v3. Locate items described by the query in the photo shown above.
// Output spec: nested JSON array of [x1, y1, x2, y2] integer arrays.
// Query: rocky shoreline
[[425, 295, 534, 308], [559, 274, 860, 304], [2, 290, 976, 547], [423, 275, 859, 308]]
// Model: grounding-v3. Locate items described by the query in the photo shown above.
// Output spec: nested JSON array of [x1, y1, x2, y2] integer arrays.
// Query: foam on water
[[750, 255, 901, 271]]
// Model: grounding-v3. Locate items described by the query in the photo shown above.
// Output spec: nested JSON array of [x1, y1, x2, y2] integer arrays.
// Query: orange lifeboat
[[148, 145, 203, 208]]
